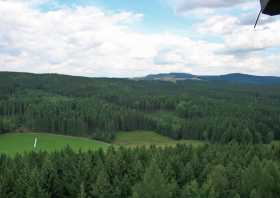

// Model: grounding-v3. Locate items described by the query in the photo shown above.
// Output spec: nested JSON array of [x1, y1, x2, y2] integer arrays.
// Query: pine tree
[[132, 160, 176, 198], [90, 168, 113, 198], [205, 164, 228, 198], [26, 169, 49, 198], [250, 189, 261, 198], [78, 183, 87, 198], [233, 193, 240, 198], [181, 180, 200, 198]]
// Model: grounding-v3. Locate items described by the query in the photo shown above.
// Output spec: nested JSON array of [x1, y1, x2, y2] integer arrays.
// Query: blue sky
[[41, 0, 196, 33], [38, 0, 255, 47], [0, 0, 280, 77]]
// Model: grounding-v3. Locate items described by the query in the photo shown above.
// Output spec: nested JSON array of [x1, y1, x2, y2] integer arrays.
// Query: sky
[[0, 0, 280, 77]]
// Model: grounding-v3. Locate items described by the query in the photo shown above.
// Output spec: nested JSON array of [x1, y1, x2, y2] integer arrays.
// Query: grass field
[[0, 131, 203, 155], [113, 131, 204, 147], [0, 133, 110, 155]]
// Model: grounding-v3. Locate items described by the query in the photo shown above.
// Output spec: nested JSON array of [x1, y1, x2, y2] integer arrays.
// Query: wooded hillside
[[1, 72, 280, 143]]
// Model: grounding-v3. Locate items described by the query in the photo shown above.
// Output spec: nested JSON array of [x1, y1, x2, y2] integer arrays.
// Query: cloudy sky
[[0, 0, 280, 77]]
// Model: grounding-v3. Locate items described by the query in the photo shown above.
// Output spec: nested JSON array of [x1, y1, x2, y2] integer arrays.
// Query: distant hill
[[145, 73, 196, 80], [140, 73, 200, 82], [140, 72, 280, 85]]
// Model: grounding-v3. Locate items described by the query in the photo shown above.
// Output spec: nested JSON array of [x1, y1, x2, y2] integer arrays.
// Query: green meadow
[[0, 131, 204, 155], [0, 133, 109, 155]]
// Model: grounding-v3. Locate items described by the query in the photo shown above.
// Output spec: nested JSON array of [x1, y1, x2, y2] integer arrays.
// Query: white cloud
[[197, 15, 240, 35], [1, 0, 52, 6], [224, 25, 280, 52], [0, 0, 280, 77], [168, 0, 252, 13]]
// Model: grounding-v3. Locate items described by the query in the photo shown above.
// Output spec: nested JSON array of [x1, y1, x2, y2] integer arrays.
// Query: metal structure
[[255, 0, 280, 28], [34, 137, 38, 149]]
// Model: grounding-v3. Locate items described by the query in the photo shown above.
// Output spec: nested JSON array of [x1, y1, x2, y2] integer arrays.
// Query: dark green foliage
[[181, 180, 201, 198], [1, 144, 280, 197], [132, 160, 177, 198], [0, 117, 16, 133], [0, 72, 280, 143]]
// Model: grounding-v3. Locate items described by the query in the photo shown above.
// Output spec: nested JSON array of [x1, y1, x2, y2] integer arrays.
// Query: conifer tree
[[132, 160, 176, 198]]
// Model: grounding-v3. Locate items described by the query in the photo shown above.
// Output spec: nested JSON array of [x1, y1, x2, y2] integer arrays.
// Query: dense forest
[[1, 72, 280, 143], [1, 144, 280, 198]]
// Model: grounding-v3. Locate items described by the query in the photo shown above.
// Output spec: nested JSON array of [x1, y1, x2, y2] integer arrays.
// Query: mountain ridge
[[139, 72, 280, 85]]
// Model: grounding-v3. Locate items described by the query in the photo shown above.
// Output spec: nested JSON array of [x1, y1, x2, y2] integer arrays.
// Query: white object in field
[[34, 137, 38, 149]]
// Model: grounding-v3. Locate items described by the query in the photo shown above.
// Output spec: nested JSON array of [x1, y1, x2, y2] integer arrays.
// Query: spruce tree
[[132, 160, 176, 198]]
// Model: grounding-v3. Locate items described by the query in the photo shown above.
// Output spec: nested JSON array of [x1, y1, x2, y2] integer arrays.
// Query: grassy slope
[[0, 133, 109, 155], [113, 131, 204, 147]]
